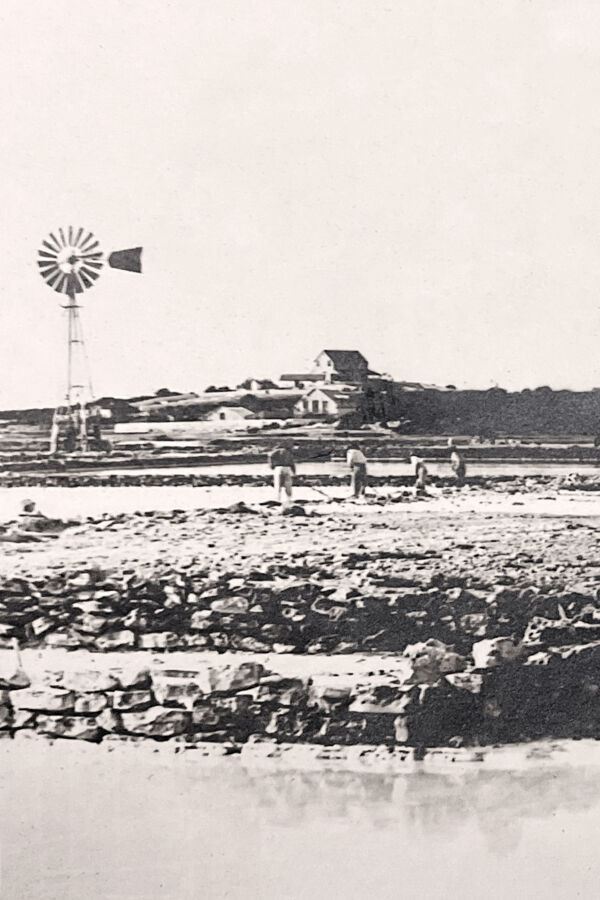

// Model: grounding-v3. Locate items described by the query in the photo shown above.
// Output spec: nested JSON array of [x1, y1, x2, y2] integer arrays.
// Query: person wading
[[448, 439, 466, 487], [268, 443, 296, 505], [411, 455, 429, 497], [346, 443, 368, 498]]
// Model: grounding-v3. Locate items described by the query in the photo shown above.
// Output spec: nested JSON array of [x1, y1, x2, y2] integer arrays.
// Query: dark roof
[[302, 388, 362, 403], [280, 373, 322, 381], [318, 350, 368, 369]]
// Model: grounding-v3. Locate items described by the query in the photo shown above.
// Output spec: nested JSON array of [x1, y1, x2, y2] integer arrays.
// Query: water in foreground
[[1, 739, 599, 899]]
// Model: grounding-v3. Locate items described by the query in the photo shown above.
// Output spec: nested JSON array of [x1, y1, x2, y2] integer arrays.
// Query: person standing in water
[[411, 455, 429, 496], [346, 443, 368, 498], [448, 438, 466, 486], [268, 443, 296, 505]]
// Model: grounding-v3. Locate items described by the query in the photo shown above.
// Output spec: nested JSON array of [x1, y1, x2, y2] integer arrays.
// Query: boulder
[[11, 688, 75, 713], [138, 632, 179, 650], [43, 632, 80, 649], [36, 715, 101, 742], [74, 613, 115, 635], [120, 707, 189, 737], [152, 671, 208, 709], [59, 671, 120, 693], [94, 630, 136, 650], [210, 597, 249, 615], [109, 665, 150, 690], [209, 663, 265, 694], [12, 709, 36, 729], [191, 705, 222, 731], [112, 690, 154, 712], [74, 693, 109, 715], [29, 617, 55, 638], [97, 709, 122, 733], [0, 706, 11, 729], [472, 638, 522, 669], [403, 639, 466, 684], [309, 681, 353, 711], [445, 672, 484, 694], [190, 610, 212, 630]]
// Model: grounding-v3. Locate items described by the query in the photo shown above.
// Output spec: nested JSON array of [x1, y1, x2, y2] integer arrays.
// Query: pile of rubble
[[4, 561, 599, 656], [0, 471, 562, 489]]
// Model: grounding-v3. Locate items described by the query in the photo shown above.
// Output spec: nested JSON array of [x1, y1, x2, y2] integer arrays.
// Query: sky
[[2, 0, 600, 407]]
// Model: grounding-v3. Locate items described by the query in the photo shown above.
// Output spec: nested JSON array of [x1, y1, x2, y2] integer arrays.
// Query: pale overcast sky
[[1, 0, 600, 407]]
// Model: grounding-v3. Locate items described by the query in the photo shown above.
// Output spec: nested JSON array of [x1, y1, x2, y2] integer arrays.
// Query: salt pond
[[1, 739, 599, 899]]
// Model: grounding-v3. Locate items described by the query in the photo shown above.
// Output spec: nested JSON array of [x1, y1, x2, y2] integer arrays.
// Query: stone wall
[[3, 559, 600, 657], [4, 637, 600, 748]]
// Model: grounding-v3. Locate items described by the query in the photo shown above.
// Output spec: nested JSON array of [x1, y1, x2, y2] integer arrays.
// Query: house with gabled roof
[[281, 349, 377, 387], [313, 350, 371, 382], [294, 386, 362, 418]]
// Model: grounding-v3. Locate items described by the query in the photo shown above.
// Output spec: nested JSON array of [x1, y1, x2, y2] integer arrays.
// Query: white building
[[294, 387, 361, 417], [204, 406, 254, 422]]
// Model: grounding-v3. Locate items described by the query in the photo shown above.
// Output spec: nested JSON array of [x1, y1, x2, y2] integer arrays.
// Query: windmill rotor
[[37, 229, 105, 295], [37, 228, 143, 294]]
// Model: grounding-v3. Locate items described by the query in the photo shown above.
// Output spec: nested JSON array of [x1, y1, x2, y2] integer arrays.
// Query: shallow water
[[1, 741, 599, 899], [3, 480, 600, 521], [46, 459, 600, 478]]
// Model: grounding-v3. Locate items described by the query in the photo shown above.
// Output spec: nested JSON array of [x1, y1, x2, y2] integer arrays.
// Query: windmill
[[37, 227, 142, 452]]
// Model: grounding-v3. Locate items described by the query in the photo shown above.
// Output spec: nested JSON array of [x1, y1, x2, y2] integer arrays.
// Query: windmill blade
[[82, 259, 103, 271], [67, 273, 84, 294], [58, 228, 67, 246], [81, 265, 100, 281], [47, 270, 64, 291], [79, 269, 94, 289], [38, 250, 58, 260], [68, 226, 74, 245], [42, 240, 59, 255], [38, 259, 58, 271], [79, 231, 95, 251], [47, 232, 62, 252], [38, 264, 59, 278], [108, 247, 142, 273], [58, 274, 71, 294], [73, 227, 84, 247]]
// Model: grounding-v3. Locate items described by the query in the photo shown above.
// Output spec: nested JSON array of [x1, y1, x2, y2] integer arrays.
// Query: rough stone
[[94, 630, 136, 650], [403, 639, 466, 684], [472, 637, 523, 669], [152, 671, 208, 709], [74, 693, 109, 715], [209, 663, 265, 694], [112, 690, 154, 712], [12, 709, 36, 729], [210, 597, 249, 615], [59, 671, 120, 693], [36, 715, 101, 742], [11, 688, 75, 713], [138, 632, 179, 650], [119, 707, 189, 737]]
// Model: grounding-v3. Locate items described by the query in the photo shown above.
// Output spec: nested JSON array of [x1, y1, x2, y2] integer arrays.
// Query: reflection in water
[[1, 742, 600, 899], [242, 765, 596, 853]]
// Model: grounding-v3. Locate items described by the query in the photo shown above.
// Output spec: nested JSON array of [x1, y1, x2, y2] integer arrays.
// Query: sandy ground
[[2, 484, 600, 585]]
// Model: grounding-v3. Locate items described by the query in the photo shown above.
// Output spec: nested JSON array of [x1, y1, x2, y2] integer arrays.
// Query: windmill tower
[[37, 227, 142, 452]]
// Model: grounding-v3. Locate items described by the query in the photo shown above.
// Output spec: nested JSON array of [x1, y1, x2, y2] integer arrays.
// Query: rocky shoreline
[[1, 493, 600, 749], [2, 471, 600, 490]]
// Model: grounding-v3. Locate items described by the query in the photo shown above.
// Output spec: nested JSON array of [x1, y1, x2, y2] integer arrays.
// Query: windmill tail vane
[[108, 247, 142, 273]]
